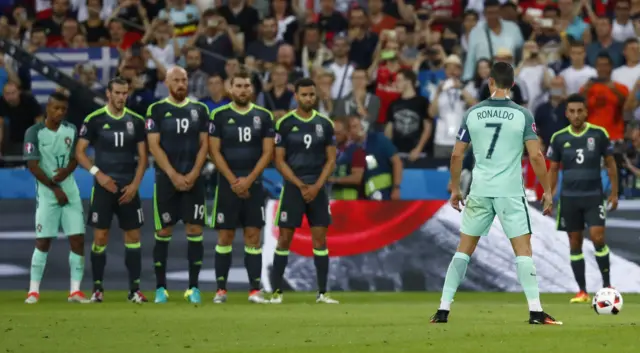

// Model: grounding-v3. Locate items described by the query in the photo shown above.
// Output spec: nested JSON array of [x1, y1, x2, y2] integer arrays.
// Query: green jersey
[[23, 121, 80, 201], [457, 97, 537, 197]]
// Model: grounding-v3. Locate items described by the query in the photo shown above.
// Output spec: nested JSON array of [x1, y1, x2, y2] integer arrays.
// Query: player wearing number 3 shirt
[[145, 68, 210, 304]]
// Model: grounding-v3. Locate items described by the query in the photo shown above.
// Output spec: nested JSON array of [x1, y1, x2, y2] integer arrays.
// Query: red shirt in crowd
[[375, 63, 409, 124], [415, 0, 462, 31], [111, 32, 143, 51]]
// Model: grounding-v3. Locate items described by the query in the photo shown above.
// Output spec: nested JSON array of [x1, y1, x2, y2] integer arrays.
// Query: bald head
[[278, 44, 295, 66], [166, 66, 188, 101]]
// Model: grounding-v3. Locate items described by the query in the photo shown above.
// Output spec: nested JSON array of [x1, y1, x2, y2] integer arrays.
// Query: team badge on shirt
[[191, 109, 199, 122], [80, 124, 87, 136], [126, 121, 134, 135], [587, 137, 595, 151], [316, 124, 324, 137], [531, 123, 537, 134], [64, 137, 72, 148], [146, 119, 155, 131], [24, 142, 34, 154], [253, 116, 261, 129]]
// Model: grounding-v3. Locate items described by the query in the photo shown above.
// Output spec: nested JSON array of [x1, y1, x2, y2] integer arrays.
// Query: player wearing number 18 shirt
[[547, 94, 618, 304], [430, 62, 561, 325], [146, 67, 210, 304], [271, 78, 339, 304], [209, 70, 274, 304], [76, 77, 148, 303]]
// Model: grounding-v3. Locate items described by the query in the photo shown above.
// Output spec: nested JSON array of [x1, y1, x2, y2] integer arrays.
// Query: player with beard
[[146, 67, 210, 304], [208, 70, 274, 303], [76, 77, 148, 303], [270, 78, 338, 304]]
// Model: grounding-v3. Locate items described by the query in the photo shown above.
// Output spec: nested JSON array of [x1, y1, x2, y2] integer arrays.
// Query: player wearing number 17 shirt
[[76, 77, 148, 303], [271, 78, 339, 304], [547, 94, 618, 304], [430, 62, 561, 325], [208, 70, 274, 304], [146, 67, 210, 304]]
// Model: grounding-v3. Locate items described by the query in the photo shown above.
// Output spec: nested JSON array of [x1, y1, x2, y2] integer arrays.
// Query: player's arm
[[525, 139, 551, 193], [24, 127, 68, 205], [76, 119, 118, 193], [247, 112, 275, 183], [208, 123, 237, 184], [450, 114, 471, 195], [186, 131, 209, 183], [546, 135, 562, 196], [313, 121, 337, 189], [145, 104, 179, 178], [274, 121, 305, 188], [332, 147, 365, 185], [601, 130, 618, 209], [53, 124, 78, 183]]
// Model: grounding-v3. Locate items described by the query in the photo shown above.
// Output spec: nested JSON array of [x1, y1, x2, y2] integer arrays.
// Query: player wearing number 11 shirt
[[208, 70, 274, 304], [146, 67, 210, 304]]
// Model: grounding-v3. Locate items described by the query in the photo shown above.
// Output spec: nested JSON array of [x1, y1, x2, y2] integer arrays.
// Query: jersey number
[[55, 155, 66, 169], [113, 132, 124, 147], [193, 204, 205, 220], [177, 118, 189, 134], [485, 123, 502, 159], [238, 127, 252, 142], [576, 148, 584, 164], [598, 204, 606, 220], [303, 134, 312, 149]]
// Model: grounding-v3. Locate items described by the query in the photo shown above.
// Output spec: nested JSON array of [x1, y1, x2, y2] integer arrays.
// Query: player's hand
[[52, 168, 70, 183], [96, 172, 118, 193], [302, 184, 320, 203], [118, 184, 138, 205], [607, 193, 619, 212], [170, 173, 189, 191], [184, 171, 200, 190], [391, 187, 401, 200], [53, 186, 69, 206], [449, 190, 465, 212], [232, 177, 252, 195], [408, 148, 422, 162], [541, 192, 553, 216]]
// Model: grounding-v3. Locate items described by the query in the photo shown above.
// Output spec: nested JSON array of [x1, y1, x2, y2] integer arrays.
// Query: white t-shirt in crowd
[[518, 64, 555, 110], [612, 63, 640, 91], [559, 65, 597, 94], [434, 87, 468, 147], [612, 20, 636, 43], [146, 43, 176, 69], [325, 61, 354, 100]]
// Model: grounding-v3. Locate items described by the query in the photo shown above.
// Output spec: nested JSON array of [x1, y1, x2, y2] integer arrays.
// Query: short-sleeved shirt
[[209, 103, 274, 177], [275, 110, 335, 184], [145, 98, 210, 175], [546, 123, 612, 197], [23, 121, 80, 201], [79, 107, 146, 185], [457, 97, 537, 198], [581, 82, 628, 140]]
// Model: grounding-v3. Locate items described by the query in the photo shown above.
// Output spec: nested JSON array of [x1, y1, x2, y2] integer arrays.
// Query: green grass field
[[1, 292, 638, 353]]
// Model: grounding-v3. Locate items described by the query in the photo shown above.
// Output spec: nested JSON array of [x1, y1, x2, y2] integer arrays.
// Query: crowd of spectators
[[0, 0, 640, 196]]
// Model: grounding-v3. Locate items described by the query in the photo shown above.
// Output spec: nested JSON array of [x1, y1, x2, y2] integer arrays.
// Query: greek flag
[[31, 47, 119, 104]]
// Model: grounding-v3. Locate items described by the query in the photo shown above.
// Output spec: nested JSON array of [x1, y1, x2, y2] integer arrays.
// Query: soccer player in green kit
[[23, 92, 88, 304], [430, 62, 562, 325]]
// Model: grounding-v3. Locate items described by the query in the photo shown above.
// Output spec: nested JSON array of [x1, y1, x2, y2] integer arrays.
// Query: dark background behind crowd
[[1, 0, 640, 198]]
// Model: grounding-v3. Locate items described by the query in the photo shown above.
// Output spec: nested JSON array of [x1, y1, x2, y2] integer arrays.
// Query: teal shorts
[[460, 196, 532, 238], [35, 195, 85, 238]]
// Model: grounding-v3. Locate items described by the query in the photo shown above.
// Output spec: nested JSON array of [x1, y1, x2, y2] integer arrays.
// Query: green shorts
[[35, 195, 85, 238], [460, 196, 532, 238]]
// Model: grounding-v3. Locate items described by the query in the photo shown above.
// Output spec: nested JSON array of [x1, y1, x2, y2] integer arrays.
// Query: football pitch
[[1, 292, 638, 353]]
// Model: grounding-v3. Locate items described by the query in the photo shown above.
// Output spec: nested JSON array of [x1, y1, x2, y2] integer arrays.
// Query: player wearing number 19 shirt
[[547, 94, 618, 304], [208, 70, 274, 304], [76, 77, 148, 303], [271, 78, 339, 304], [146, 67, 210, 304]]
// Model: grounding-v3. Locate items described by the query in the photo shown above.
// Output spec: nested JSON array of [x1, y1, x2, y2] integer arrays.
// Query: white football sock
[[528, 298, 543, 312], [29, 281, 40, 293]]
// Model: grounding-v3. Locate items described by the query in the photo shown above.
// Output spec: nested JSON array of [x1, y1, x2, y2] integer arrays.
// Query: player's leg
[[27, 202, 59, 303], [87, 185, 114, 302], [61, 194, 89, 303], [557, 196, 589, 302], [500, 197, 561, 325], [270, 182, 305, 303], [431, 196, 492, 323], [152, 175, 178, 303], [586, 196, 610, 288], [241, 182, 267, 303], [117, 193, 147, 303], [307, 187, 337, 303], [211, 177, 241, 303], [181, 177, 206, 304]]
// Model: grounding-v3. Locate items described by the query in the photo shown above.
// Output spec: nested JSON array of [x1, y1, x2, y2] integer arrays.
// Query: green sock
[[69, 252, 84, 292], [515, 256, 542, 312], [439, 252, 470, 310], [30, 248, 48, 284]]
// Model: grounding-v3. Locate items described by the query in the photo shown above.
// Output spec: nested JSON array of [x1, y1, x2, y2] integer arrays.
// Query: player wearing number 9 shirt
[[76, 77, 148, 303], [146, 67, 210, 304], [547, 93, 618, 304], [208, 70, 274, 304], [270, 78, 339, 304]]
